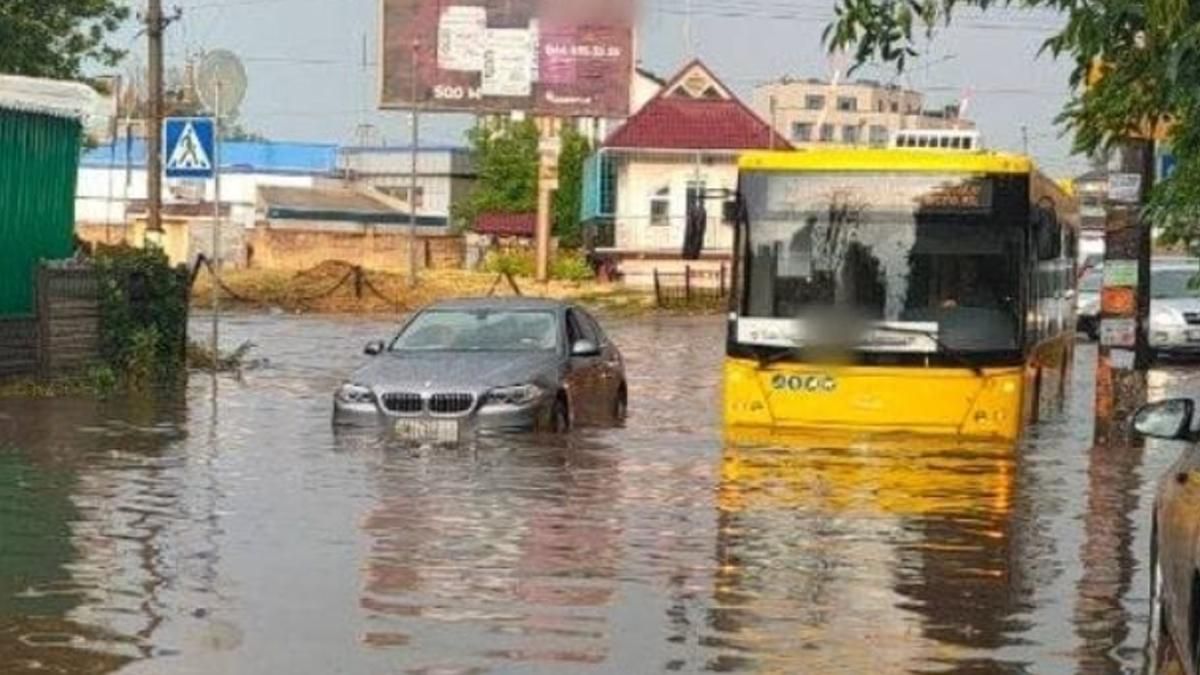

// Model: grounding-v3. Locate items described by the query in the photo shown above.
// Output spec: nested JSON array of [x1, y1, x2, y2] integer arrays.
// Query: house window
[[379, 186, 424, 208], [791, 122, 814, 142], [650, 187, 670, 227], [819, 124, 835, 142], [841, 125, 861, 144], [804, 94, 825, 110], [837, 96, 858, 112], [869, 125, 889, 146], [890, 101, 899, 113]]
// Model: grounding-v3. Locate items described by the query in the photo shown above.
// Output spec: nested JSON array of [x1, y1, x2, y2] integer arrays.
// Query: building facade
[[751, 79, 974, 148], [590, 60, 790, 286]]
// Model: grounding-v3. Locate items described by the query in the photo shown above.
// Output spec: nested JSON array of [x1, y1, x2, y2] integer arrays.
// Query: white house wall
[[76, 166, 318, 227], [613, 156, 738, 254]]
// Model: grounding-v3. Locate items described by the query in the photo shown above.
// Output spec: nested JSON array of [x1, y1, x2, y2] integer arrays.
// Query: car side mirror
[[1134, 399, 1196, 441], [571, 340, 600, 358], [364, 341, 386, 356]]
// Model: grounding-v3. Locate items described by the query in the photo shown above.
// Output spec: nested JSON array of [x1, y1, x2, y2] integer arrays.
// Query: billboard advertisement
[[380, 0, 634, 117]]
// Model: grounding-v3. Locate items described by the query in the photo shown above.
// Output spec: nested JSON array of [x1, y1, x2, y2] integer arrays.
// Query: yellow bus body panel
[[738, 148, 1033, 175], [724, 358, 1026, 443]]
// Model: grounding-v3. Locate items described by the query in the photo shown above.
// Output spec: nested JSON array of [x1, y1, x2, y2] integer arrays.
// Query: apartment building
[[751, 78, 974, 147]]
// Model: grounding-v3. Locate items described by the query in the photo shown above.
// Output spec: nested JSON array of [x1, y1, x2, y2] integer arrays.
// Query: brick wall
[[247, 227, 465, 272]]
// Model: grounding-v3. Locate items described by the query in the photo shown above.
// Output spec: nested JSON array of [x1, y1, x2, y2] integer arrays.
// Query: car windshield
[[1152, 267, 1200, 299], [392, 309, 559, 352], [1080, 269, 1103, 293]]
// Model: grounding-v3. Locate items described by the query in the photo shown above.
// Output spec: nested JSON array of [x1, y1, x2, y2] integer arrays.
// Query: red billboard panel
[[380, 0, 634, 117]]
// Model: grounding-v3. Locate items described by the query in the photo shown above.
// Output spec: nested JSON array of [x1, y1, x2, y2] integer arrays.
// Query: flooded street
[[0, 313, 1194, 674]]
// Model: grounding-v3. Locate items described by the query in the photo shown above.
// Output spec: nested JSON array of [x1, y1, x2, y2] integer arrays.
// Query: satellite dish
[[196, 50, 247, 117]]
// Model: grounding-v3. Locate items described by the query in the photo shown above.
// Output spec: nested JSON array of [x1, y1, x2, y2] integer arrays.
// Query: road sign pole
[[211, 83, 222, 372], [408, 39, 420, 289]]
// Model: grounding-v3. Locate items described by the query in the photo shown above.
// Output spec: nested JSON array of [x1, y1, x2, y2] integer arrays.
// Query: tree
[[0, 1, 130, 80], [553, 126, 592, 248], [826, 1, 1200, 243], [453, 119, 539, 230]]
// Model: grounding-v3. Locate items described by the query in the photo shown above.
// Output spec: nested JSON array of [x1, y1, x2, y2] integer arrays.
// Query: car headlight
[[337, 383, 376, 405], [483, 384, 545, 407]]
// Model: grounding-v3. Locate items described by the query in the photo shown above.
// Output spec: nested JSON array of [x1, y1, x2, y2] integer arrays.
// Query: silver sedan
[[333, 298, 626, 441]]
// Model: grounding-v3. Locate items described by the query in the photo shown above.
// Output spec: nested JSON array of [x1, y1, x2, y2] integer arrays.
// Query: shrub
[[483, 249, 536, 277], [550, 251, 595, 282]]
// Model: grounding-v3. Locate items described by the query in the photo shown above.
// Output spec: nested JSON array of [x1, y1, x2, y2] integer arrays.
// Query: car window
[[566, 309, 597, 345], [577, 309, 608, 345]]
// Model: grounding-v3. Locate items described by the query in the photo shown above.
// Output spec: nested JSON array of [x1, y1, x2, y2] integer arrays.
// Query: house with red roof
[[585, 60, 790, 285]]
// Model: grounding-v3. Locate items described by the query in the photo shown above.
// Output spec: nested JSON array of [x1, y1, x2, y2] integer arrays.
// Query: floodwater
[[0, 313, 1194, 674]]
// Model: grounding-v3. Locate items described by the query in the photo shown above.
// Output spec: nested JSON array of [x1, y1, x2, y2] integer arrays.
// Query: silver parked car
[[1151, 260, 1200, 357], [334, 298, 626, 440]]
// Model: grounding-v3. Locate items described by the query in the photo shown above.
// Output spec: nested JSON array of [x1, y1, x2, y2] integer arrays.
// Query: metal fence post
[[653, 269, 662, 308], [685, 265, 692, 304]]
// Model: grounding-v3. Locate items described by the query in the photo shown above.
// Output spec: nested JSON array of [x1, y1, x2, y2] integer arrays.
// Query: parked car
[[333, 298, 626, 440], [1078, 265, 1102, 341], [1134, 399, 1200, 673], [1151, 260, 1200, 358]]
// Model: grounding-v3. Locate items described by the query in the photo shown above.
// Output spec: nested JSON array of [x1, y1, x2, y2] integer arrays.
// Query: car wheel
[[613, 385, 628, 421], [551, 397, 571, 434]]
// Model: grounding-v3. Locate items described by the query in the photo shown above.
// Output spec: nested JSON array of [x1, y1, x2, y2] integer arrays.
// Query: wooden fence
[[0, 317, 38, 377], [653, 264, 731, 309], [0, 264, 102, 378], [36, 264, 101, 375]]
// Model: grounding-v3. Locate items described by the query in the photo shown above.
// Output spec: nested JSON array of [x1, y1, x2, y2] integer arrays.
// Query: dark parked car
[[1134, 399, 1200, 673], [334, 298, 626, 441]]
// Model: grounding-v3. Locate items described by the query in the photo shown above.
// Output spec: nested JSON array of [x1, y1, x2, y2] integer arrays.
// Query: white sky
[[128, 0, 1086, 176]]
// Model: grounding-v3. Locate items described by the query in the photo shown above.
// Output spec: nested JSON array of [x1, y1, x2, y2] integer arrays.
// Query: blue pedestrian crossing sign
[[164, 117, 216, 179]]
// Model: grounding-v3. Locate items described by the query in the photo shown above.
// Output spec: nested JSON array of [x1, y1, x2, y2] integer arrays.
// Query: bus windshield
[[739, 171, 1026, 354]]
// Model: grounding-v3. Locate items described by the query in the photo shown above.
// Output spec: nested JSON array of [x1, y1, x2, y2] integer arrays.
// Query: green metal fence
[[0, 110, 80, 315]]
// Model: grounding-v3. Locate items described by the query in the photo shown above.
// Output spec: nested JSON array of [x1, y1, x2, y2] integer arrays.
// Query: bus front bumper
[[723, 359, 1027, 443]]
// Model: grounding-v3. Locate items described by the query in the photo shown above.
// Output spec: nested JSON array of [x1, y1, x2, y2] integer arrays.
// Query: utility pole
[[1094, 139, 1155, 445], [408, 39, 421, 288], [146, 0, 165, 235]]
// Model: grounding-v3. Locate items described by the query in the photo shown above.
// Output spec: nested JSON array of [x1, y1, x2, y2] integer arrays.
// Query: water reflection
[[714, 435, 1022, 672], [0, 317, 1191, 674], [0, 396, 188, 674]]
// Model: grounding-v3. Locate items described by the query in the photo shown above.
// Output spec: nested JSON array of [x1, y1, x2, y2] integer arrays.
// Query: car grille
[[379, 392, 476, 417], [1185, 312, 1200, 326], [430, 393, 475, 416], [381, 392, 423, 415]]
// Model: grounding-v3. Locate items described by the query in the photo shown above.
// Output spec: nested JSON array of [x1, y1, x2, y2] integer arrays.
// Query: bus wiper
[[867, 326, 984, 376], [756, 346, 802, 369]]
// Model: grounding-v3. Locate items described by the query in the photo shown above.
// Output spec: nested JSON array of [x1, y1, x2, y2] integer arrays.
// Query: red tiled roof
[[475, 212, 536, 237], [603, 60, 791, 152]]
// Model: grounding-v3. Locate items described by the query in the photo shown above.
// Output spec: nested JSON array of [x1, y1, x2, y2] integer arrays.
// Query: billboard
[[380, 0, 634, 117]]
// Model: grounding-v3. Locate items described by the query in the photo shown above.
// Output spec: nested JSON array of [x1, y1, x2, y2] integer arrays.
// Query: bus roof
[[739, 148, 1033, 175]]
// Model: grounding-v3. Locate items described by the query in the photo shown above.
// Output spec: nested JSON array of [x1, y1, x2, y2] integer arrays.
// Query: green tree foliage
[[454, 119, 539, 230], [553, 126, 592, 248], [825, 0, 1200, 242], [0, 0, 129, 79]]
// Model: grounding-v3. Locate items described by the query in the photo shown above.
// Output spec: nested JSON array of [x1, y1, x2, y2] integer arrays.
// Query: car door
[[564, 308, 604, 423], [577, 308, 623, 410], [1158, 446, 1200, 665]]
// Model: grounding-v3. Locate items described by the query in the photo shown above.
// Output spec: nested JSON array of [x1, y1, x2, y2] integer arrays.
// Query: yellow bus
[[724, 148, 1079, 443]]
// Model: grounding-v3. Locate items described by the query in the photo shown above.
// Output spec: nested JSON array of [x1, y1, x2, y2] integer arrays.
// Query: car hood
[[349, 350, 562, 393], [1154, 297, 1200, 315]]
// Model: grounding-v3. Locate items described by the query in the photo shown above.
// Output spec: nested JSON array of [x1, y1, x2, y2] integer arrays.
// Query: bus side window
[[1036, 206, 1061, 261]]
